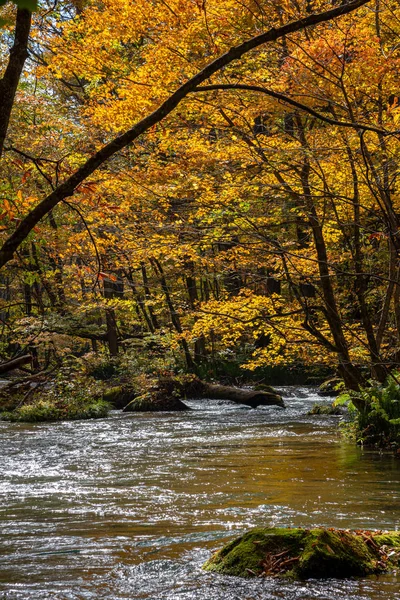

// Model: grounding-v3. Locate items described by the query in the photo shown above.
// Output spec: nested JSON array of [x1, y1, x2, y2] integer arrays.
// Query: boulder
[[318, 377, 343, 397], [308, 403, 345, 415], [103, 386, 136, 409], [203, 527, 400, 579]]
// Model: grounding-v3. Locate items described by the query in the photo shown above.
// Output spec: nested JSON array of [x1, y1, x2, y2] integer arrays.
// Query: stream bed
[[0, 387, 399, 599]]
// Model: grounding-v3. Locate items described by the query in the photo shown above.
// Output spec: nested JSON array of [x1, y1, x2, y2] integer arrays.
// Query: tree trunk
[[103, 278, 119, 356], [150, 258, 195, 370], [0, 9, 31, 158]]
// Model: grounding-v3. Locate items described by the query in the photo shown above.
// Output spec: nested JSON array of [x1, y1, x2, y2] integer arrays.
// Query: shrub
[[336, 374, 400, 449]]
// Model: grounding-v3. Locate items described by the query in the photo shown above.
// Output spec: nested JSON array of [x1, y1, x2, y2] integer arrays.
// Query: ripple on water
[[0, 389, 400, 599]]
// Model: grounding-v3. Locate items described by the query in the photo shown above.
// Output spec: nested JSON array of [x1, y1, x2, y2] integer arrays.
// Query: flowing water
[[1, 387, 400, 599]]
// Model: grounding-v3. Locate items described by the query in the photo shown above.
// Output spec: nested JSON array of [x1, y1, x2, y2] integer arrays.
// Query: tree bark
[[150, 258, 195, 370], [0, 9, 31, 158]]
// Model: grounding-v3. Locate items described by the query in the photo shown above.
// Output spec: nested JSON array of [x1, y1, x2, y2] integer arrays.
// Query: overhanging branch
[[192, 84, 395, 136], [0, 0, 371, 270]]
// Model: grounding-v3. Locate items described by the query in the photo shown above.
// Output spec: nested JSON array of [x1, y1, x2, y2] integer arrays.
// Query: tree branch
[[192, 84, 395, 136], [0, 0, 371, 270]]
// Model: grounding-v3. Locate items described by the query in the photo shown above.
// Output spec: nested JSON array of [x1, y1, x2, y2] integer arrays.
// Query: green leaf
[[333, 393, 351, 406]]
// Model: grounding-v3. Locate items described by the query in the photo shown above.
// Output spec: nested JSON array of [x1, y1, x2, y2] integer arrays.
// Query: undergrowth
[[1, 398, 110, 422], [335, 374, 400, 450]]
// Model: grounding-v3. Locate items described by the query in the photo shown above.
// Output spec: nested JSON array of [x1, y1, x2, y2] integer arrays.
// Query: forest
[[2, 1, 400, 598], [1, 0, 400, 436]]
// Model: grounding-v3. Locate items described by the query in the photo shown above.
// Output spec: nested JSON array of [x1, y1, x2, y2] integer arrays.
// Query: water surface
[[1, 387, 399, 599]]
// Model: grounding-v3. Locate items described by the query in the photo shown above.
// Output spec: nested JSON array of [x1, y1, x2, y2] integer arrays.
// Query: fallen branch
[[0, 354, 32, 374]]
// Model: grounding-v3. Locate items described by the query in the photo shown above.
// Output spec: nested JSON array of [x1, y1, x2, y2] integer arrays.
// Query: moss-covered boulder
[[102, 385, 136, 409], [203, 527, 400, 579], [123, 395, 189, 412], [253, 383, 279, 395], [123, 374, 191, 412], [1, 398, 110, 422]]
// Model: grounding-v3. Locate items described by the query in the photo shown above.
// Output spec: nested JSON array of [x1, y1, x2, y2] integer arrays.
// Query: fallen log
[[114, 376, 284, 412], [0, 354, 32, 374], [199, 382, 284, 408]]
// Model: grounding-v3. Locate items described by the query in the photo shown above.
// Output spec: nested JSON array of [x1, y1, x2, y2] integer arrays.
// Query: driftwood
[[199, 382, 285, 409], [0, 354, 32, 374]]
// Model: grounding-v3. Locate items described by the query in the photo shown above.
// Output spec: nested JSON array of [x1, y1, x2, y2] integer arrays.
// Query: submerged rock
[[203, 527, 400, 579]]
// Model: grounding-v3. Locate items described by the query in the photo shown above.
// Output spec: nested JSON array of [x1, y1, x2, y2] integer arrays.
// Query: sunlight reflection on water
[[0, 387, 399, 599]]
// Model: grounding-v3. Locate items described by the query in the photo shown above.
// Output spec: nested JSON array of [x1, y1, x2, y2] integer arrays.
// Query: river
[[0, 387, 399, 599]]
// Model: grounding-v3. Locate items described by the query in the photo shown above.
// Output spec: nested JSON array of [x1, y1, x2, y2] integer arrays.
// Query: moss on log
[[199, 382, 284, 408], [119, 375, 284, 412], [203, 527, 400, 579]]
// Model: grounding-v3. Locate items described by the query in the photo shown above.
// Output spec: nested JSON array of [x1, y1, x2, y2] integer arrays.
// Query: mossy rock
[[122, 374, 197, 412], [204, 528, 307, 578], [1, 398, 110, 422], [308, 403, 345, 416], [203, 527, 400, 579], [253, 383, 279, 394], [123, 395, 190, 412], [102, 385, 136, 409]]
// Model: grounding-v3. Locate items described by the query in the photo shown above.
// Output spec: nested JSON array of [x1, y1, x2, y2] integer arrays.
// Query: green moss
[[103, 386, 123, 402], [102, 385, 136, 409], [297, 529, 375, 578], [253, 384, 278, 394], [203, 528, 307, 577], [308, 404, 344, 415], [203, 527, 400, 580], [372, 530, 400, 567], [372, 531, 400, 547], [1, 398, 110, 422], [318, 378, 343, 396], [123, 394, 189, 412]]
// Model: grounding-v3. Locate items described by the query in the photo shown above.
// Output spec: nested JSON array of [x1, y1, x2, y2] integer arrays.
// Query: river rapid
[[0, 387, 399, 599]]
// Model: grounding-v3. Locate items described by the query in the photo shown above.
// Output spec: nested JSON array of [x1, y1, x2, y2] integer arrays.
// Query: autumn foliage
[[1, 0, 400, 388]]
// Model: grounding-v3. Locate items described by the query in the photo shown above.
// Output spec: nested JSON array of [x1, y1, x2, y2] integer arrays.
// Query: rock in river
[[203, 527, 400, 579]]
